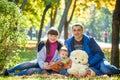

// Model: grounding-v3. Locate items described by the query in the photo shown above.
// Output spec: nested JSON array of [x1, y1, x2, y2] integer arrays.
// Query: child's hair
[[46, 27, 59, 53], [60, 46, 68, 53]]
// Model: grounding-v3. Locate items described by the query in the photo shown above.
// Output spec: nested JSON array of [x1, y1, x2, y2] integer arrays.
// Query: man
[[65, 23, 120, 76]]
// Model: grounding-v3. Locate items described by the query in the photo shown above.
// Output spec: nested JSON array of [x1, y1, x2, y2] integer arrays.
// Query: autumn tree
[[38, 0, 60, 43], [0, 0, 27, 70], [38, 2, 51, 43], [50, 2, 60, 27], [8, 0, 27, 10], [64, 0, 77, 40], [58, 0, 72, 35]]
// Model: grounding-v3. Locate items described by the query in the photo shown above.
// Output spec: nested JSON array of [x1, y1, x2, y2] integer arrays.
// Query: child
[[49, 46, 72, 73]]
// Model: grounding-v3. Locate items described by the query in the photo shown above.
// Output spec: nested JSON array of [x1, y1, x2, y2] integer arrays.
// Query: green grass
[[0, 47, 120, 80], [5, 47, 37, 69], [18, 47, 37, 62], [0, 74, 120, 80]]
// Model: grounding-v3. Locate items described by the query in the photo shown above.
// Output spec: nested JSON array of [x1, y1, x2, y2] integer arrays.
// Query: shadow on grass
[[19, 47, 37, 62]]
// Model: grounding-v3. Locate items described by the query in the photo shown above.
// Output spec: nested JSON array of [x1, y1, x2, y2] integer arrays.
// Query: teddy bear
[[67, 50, 96, 77]]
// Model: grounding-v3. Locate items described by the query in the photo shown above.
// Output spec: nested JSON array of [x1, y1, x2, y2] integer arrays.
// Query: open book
[[50, 58, 71, 72]]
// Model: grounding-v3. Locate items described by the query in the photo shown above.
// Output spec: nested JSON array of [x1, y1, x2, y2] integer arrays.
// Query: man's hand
[[72, 74, 80, 78], [72, 74, 85, 78]]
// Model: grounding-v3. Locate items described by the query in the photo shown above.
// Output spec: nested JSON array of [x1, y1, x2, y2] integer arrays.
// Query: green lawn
[[0, 47, 120, 80]]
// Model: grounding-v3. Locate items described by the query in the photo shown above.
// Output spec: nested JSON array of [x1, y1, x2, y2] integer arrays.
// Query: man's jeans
[[100, 60, 120, 75], [91, 60, 120, 76]]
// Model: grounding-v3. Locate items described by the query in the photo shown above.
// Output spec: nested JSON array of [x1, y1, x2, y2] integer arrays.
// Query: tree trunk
[[29, 27, 32, 40], [64, 21, 68, 40], [50, 7, 57, 27], [15, 0, 19, 5], [89, 6, 97, 39], [38, 5, 51, 43], [58, 0, 72, 35], [111, 0, 120, 68], [64, 0, 76, 40], [20, 0, 27, 10]]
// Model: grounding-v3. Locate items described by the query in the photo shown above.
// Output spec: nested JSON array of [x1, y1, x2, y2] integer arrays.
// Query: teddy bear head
[[70, 50, 88, 65]]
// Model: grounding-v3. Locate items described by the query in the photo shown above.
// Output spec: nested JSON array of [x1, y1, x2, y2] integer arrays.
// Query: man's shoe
[[3, 69, 9, 76]]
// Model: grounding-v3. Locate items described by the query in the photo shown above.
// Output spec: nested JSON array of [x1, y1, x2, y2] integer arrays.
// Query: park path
[[26, 40, 120, 49]]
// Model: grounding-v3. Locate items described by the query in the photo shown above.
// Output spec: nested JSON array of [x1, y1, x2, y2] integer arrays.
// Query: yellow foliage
[[94, 0, 116, 12], [72, 0, 116, 18]]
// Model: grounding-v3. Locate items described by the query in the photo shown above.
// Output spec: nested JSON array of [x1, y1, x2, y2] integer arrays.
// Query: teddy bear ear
[[70, 53, 75, 58], [82, 51, 88, 58], [83, 53, 88, 58], [70, 51, 76, 56]]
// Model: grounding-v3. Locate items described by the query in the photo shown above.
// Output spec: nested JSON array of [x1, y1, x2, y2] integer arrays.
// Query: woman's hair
[[47, 27, 59, 35], [46, 27, 59, 53]]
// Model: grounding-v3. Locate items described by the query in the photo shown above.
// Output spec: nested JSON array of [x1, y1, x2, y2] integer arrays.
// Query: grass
[[18, 47, 37, 62], [0, 47, 120, 80], [0, 74, 120, 80]]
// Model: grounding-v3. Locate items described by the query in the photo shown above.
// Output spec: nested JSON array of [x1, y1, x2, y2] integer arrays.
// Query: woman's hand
[[43, 64, 51, 70], [49, 62, 55, 65]]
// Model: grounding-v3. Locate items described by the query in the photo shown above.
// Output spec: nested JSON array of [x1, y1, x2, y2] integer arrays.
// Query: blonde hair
[[60, 46, 68, 51], [59, 46, 68, 55]]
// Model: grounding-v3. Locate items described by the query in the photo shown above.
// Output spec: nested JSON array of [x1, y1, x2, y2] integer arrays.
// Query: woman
[[4, 27, 63, 76]]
